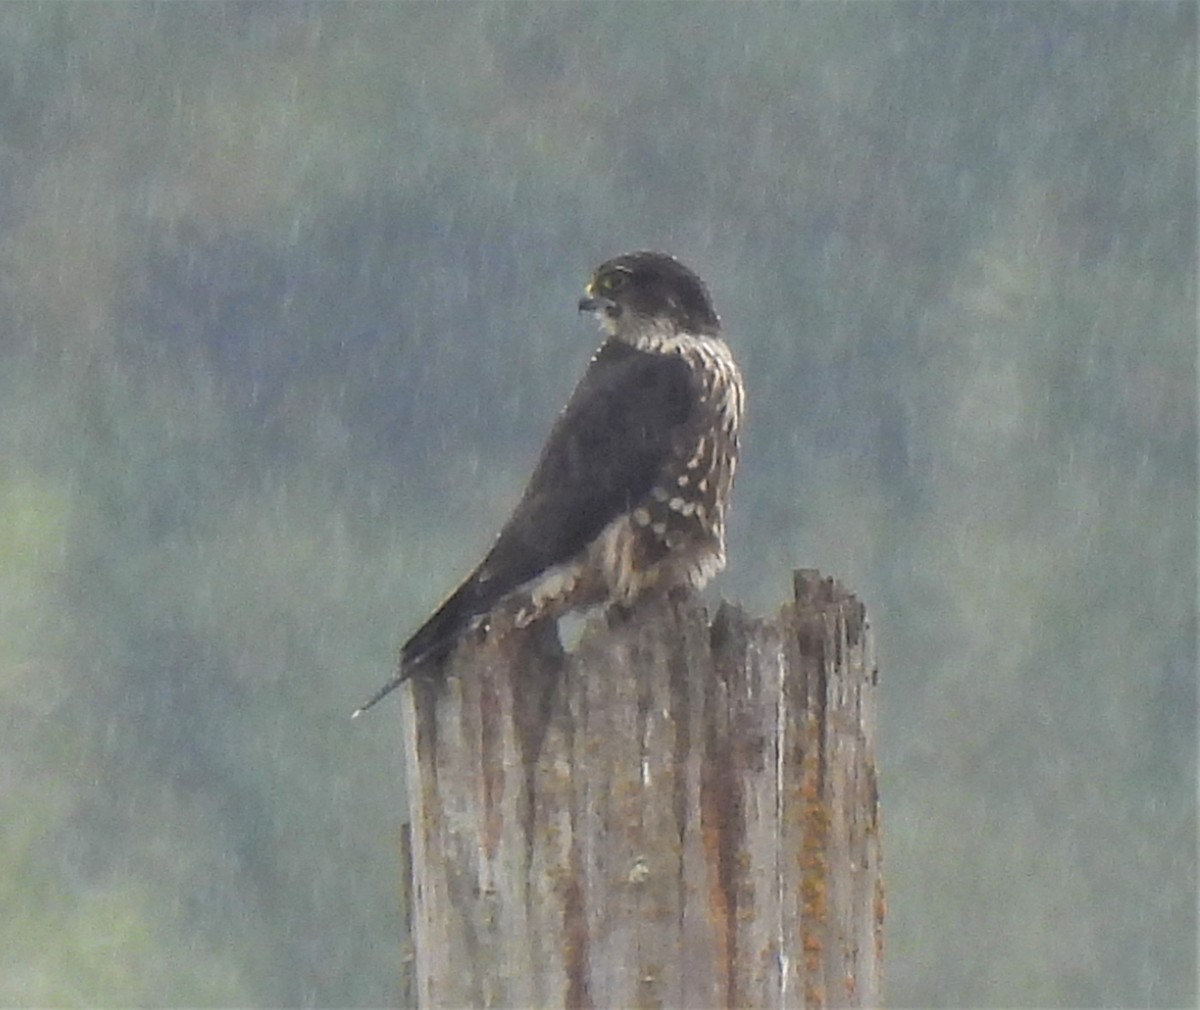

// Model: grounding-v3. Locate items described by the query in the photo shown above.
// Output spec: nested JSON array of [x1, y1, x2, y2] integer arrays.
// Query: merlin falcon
[[354, 251, 744, 717]]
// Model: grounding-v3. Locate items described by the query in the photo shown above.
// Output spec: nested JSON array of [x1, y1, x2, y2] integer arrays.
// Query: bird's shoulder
[[566, 337, 698, 421], [472, 339, 704, 591]]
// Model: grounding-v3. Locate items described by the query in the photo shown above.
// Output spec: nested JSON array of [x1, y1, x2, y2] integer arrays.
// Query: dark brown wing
[[352, 341, 698, 716], [407, 340, 697, 663]]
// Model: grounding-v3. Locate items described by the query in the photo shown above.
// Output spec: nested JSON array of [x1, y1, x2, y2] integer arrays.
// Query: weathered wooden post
[[399, 569, 883, 1008]]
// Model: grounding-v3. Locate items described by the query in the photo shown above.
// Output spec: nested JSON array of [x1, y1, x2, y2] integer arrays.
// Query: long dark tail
[[351, 573, 494, 718]]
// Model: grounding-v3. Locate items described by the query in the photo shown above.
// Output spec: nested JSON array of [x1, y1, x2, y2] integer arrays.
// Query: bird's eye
[[598, 270, 629, 294]]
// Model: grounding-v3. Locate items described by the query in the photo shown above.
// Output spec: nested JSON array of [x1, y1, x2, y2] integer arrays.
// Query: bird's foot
[[666, 583, 697, 605], [605, 601, 637, 628]]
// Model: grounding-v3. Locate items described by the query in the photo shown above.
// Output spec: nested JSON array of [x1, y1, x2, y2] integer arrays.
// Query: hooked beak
[[578, 285, 617, 316]]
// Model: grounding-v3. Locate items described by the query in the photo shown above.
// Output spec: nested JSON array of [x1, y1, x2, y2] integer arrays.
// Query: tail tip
[[351, 667, 410, 720]]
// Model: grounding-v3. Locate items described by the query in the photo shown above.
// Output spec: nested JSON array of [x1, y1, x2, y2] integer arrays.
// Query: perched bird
[[354, 251, 744, 717]]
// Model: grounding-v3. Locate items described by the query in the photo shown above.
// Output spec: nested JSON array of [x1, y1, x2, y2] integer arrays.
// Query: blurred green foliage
[[0, 3, 1193, 1006]]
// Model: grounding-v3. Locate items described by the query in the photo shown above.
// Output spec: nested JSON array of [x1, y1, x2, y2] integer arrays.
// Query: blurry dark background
[[0, 4, 1193, 1006]]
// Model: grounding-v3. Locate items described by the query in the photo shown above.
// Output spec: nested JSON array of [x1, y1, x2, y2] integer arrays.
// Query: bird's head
[[579, 251, 720, 341]]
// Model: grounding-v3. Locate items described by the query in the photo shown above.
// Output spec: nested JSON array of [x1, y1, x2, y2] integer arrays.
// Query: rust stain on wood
[[700, 742, 736, 1007], [561, 842, 593, 1010], [479, 673, 503, 860]]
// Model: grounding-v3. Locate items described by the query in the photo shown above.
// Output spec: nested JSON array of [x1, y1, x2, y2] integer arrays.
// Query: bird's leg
[[605, 600, 637, 627], [666, 582, 698, 605]]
